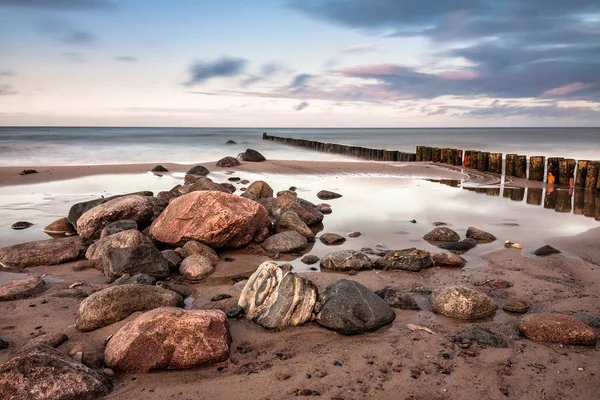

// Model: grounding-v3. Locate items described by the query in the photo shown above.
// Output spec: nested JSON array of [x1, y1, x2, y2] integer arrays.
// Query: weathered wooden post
[[448, 149, 456, 165], [573, 189, 584, 215], [477, 152, 490, 172], [585, 161, 600, 191], [470, 151, 479, 169], [575, 160, 590, 188], [555, 190, 572, 213], [527, 188, 543, 205], [558, 159, 576, 186], [454, 150, 463, 166], [505, 154, 517, 176], [544, 188, 557, 209], [424, 147, 433, 162], [583, 190, 596, 217], [463, 151, 472, 168], [489, 153, 503, 174], [415, 146, 424, 161], [440, 148, 449, 164], [529, 156, 545, 181], [514, 155, 527, 179], [546, 157, 562, 184], [432, 148, 441, 163]]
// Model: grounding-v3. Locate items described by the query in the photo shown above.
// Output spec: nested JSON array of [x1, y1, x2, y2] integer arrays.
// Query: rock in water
[[317, 190, 342, 200], [242, 149, 266, 162], [432, 252, 466, 267], [151, 165, 169, 172], [246, 181, 274, 199], [238, 261, 317, 330], [465, 227, 497, 241], [454, 328, 507, 348], [43, 217, 76, 236], [216, 156, 241, 167], [0, 236, 89, 269], [182, 177, 229, 193], [429, 286, 497, 320], [0, 345, 112, 400], [374, 287, 420, 310], [316, 279, 396, 335], [104, 307, 231, 372], [86, 229, 150, 260], [438, 238, 477, 253], [0, 277, 45, 301], [301, 255, 320, 265], [374, 248, 433, 271], [533, 245, 561, 256], [100, 219, 138, 238], [261, 231, 308, 253], [319, 233, 346, 245], [502, 298, 529, 313], [76, 195, 155, 239], [519, 313, 597, 345], [186, 165, 210, 176], [103, 244, 170, 283], [10, 221, 33, 230], [149, 191, 269, 249], [179, 240, 219, 265], [316, 204, 332, 214], [180, 254, 215, 280], [68, 198, 107, 227], [274, 211, 315, 241], [274, 194, 324, 227], [76, 284, 184, 332], [19, 169, 37, 175], [220, 183, 236, 193], [423, 227, 460, 242], [320, 250, 372, 271]]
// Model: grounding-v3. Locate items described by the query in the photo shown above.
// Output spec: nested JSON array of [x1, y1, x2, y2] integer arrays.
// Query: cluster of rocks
[[422, 226, 496, 254]]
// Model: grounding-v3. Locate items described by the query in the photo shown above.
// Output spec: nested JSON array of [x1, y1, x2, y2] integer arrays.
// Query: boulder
[[0, 345, 112, 400], [374, 287, 420, 310], [85, 229, 150, 260], [374, 248, 433, 271], [104, 307, 231, 372], [186, 165, 210, 176], [423, 227, 460, 242], [261, 231, 307, 253], [103, 244, 170, 283], [274, 194, 324, 226], [67, 198, 106, 227], [519, 313, 596, 345], [438, 238, 477, 253], [100, 219, 138, 238], [151, 165, 169, 172], [238, 261, 317, 330], [429, 286, 497, 320], [320, 250, 372, 271], [241, 149, 266, 162], [43, 217, 76, 236], [156, 281, 194, 299], [0, 237, 89, 269], [276, 190, 296, 197], [274, 211, 315, 241], [319, 233, 346, 245], [246, 181, 274, 198], [502, 298, 529, 313], [301, 255, 320, 265], [432, 252, 466, 267], [161, 250, 182, 271], [454, 328, 507, 348], [316, 279, 395, 335], [179, 240, 219, 265], [533, 245, 561, 256], [180, 255, 215, 281], [0, 277, 45, 301], [77, 195, 155, 239], [220, 183, 236, 193], [182, 177, 229, 194], [216, 156, 241, 167], [110, 273, 157, 286], [11, 221, 33, 230], [317, 190, 342, 200], [76, 284, 184, 332], [21, 333, 68, 352], [150, 191, 269, 249], [466, 227, 496, 241]]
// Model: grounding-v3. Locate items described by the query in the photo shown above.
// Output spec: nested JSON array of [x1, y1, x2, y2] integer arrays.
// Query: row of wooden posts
[[262, 133, 599, 191]]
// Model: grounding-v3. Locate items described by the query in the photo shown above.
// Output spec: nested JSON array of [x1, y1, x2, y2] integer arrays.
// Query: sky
[[0, 0, 599, 127]]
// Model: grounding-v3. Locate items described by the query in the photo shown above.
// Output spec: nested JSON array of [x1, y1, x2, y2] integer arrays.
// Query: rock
[[274, 195, 324, 227], [238, 261, 317, 330], [246, 181, 274, 199], [85, 229, 150, 260], [240, 179, 249, 184], [226, 305, 244, 319], [182, 177, 229, 194], [519, 313, 597, 345], [241, 149, 266, 162], [432, 221, 447, 226], [180, 255, 215, 281], [429, 286, 497, 320], [19, 169, 37, 175], [43, 217, 76, 236], [103, 244, 169, 283], [423, 227, 460, 242], [229, 177, 241, 182], [0, 345, 112, 400], [432, 252, 466, 267], [100, 219, 138, 238], [533, 245, 561, 256], [179, 240, 219, 265], [316, 280, 395, 335], [161, 249, 182, 270], [0, 277, 45, 301], [438, 238, 477, 253], [374, 248, 433, 271], [104, 307, 230, 372], [77, 195, 155, 239], [151, 165, 169, 172], [0, 339, 7, 350], [454, 328, 508, 348], [261, 231, 308, 253], [502, 298, 529, 313], [226, 140, 237, 144], [76, 284, 184, 332], [374, 287, 420, 310], [317, 190, 342, 200], [82, 351, 104, 369], [150, 191, 269, 249], [156, 281, 194, 299], [276, 190, 296, 197], [0, 236, 89, 269], [274, 211, 315, 241], [319, 233, 346, 245], [220, 183, 236, 193], [110, 273, 157, 286], [211, 294, 232, 301], [347, 231, 361, 238], [301, 255, 320, 265], [11, 221, 33, 230], [316, 204, 332, 214], [571, 312, 600, 328], [67, 198, 107, 228], [466, 227, 496, 241], [320, 250, 372, 271], [22, 333, 68, 351], [186, 165, 210, 176]]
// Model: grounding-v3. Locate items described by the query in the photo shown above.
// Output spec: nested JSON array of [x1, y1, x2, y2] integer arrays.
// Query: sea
[[1, 127, 599, 166]]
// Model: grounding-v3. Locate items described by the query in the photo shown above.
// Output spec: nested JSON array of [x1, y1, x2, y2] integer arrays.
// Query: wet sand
[[1, 159, 599, 400]]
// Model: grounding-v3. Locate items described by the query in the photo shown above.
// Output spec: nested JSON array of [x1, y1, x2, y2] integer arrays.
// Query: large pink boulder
[[149, 191, 269, 248], [104, 307, 231, 372]]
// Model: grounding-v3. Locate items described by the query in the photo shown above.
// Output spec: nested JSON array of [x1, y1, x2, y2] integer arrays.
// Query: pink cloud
[[438, 70, 478, 80], [543, 82, 596, 96], [334, 63, 420, 78]]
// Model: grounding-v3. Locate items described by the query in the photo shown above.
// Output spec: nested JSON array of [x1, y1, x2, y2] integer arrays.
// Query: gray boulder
[[103, 244, 170, 283], [68, 198, 106, 227], [317, 190, 342, 200], [186, 165, 210, 176], [466, 227, 497, 241], [86, 229, 150, 260], [374, 248, 433, 271], [246, 181, 274, 199], [179, 254, 215, 281], [438, 238, 477, 253], [161, 249, 182, 271], [320, 250, 372, 271], [100, 219, 138, 238], [423, 227, 460, 242], [261, 231, 308, 253], [319, 233, 346, 245], [179, 240, 219, 265], [374, 287, 420, 310], [432, 252, 466, 267], [274, 211, 315, 241], [0, 237, 89, 270]]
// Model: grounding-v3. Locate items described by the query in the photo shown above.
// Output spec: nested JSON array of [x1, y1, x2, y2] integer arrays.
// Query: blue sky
[[0, 0, 599, 127]]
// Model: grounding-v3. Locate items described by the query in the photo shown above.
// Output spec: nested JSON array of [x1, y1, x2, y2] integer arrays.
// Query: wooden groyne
[[262, 133, 599, 190]]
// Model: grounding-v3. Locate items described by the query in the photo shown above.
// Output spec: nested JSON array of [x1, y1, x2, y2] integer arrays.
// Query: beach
[[0, 156, 599, 400]]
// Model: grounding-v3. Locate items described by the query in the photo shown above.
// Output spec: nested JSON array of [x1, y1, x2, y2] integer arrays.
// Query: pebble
[[11, 221, 33, 230], [275, 373, 291, 381], [347, 231, 362, 238], [103, 368, 115, 377], [211, 294, 232, 302], [333, 361, 342, 366]]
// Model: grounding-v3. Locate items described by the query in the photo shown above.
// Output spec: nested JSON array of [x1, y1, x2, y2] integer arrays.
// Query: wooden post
[[573, 189, 584, 215], [424, 147, 433, 162], [440, 148, 449, 164], [544, 188, 557, 209], [505, 154, 517, 176], [546, 157, 562, 184], [448, 149, 456, 165], [463, 151, 472, 168], [454, 150, 463, 166], [555, 190, 572, 213], [416, 146, 424, 161], [489, 153, 503, 174], [514, 155, 527, 179], [583, 190, 596, 217], [575, 160, 590, 188], [432, 148, 441, 163], [528, 156, 545, 181], [470, 151, 479, 169], [527, 188, 543, 205], [585, 161, 600, 191], [477, 152, 490, 172], [558, 159, 576, 186], [407, 153, 416, 162]]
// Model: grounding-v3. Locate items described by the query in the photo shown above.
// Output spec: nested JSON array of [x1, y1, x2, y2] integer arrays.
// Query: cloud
[[114, 56, 138, 62], [240, 62, 284, 86], [462, 103, 600, 120], [338, 43, 380, 54], [543, 82, 596, 96], [0, 70, 14, 77], [289, 73, 313, 93], [185, 57, 247, 86], [0, 0, 115, 10], [294, 101, 309, 111], [40, 20, 96, 45], [0, 84, 17, 95]]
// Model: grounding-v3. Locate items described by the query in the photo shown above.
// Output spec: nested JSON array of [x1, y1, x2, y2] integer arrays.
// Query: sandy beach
[[0, 158, 599, 400]]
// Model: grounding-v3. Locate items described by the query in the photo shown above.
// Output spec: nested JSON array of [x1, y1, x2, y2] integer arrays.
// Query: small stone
[[151, 165, 169, 172], [374, 248, 433, 271], [11, 221, 33, 230], [502, 298, 529, 314], [299, 389, 314, 396], [438, 238, 477, 254], [466, 227, 497, 241], [186, 165, 210, 176], [225, 257, 235, 262], [347, 231, 362, 238], [180, 254, 215, 281], [301, 255, 320, 265], [375, 287, 420, 310], [103, 368, 115, 377], [333, 361, 342, 366], [454, 328, 508, 348], [533, 245, 561, 256], [0, 339, 8, 349], [216, 156, 241, 168], [20, 169, 37, 175], [211, 294, 232, 302], [275, 373, 291, 381], [226, 305, 244, 319], [317, 190, 342, 200], [319, 233, 346, 245], [432, 252, 466, 267], [316, 204, 332, 214], [519, 313, 597, 345], [432, 222, 447, 226]]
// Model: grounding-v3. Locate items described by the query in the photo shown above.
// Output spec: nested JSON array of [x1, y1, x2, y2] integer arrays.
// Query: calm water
[[0, 127, 599, 167]]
